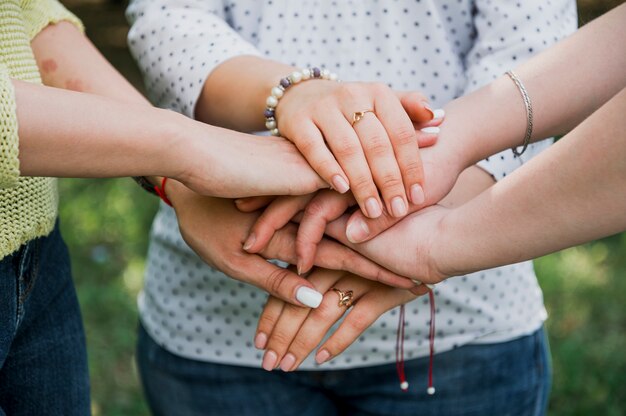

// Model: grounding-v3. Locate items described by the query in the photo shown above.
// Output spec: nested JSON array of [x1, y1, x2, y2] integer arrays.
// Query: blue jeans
[[137, 323, 551, 416], [0, 224, 90, 415]]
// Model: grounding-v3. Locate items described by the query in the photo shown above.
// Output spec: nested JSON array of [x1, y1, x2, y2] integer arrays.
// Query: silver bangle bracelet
[[505, 70, 533, 157]]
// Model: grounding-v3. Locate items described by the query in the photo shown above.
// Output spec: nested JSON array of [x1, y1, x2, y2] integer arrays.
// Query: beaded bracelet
[[264, 67, 339, 136]]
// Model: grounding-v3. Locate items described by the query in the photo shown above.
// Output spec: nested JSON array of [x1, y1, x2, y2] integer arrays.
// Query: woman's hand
[[165, 182, 419, 307], [275, 79, 441, 218], [255, 268, 428, 372]]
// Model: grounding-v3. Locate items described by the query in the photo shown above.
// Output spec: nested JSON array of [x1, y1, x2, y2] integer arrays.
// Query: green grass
[[58, 178, 626, 415]]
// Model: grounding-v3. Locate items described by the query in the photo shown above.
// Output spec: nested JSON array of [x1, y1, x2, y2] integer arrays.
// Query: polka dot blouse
[[126, 0, 577, 369]]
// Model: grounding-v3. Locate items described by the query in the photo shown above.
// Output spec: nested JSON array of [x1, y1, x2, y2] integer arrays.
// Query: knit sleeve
[[21, 0, 84, 41], [0, 66, 20, 188]]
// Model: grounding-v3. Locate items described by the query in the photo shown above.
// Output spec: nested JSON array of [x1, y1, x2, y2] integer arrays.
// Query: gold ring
[[331, 288, 354, 308], [351, 110, 374, 127]]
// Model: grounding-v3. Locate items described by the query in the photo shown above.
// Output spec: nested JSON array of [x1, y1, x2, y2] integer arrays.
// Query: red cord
[[395, 287, 436, 395], [154, 177, 173, 207]]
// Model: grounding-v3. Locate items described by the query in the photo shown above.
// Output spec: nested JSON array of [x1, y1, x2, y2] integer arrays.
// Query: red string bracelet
[[396, 287, 436, 395], [154, 177, 173, 207]]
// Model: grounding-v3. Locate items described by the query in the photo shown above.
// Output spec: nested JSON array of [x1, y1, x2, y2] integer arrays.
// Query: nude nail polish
[[280, 353, 296, 372], [346, 218, 370, 243], [365, 197, 382, 218], [262, 350, 278, 371], [332, 175, 350, 194], [315, 349, 331, 364], [243, 233, 256, 251], [391, 197, 407, 217], [410, 184, 425, 205], [254, 332, 268, 349]]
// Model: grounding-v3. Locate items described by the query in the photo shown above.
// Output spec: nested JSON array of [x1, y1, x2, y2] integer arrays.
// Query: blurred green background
[[59, 1, 625, 414]]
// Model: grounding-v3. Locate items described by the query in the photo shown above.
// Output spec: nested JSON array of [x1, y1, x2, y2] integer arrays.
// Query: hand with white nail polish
[[239, 192, 421, 289], [254, 268, 429, 373]]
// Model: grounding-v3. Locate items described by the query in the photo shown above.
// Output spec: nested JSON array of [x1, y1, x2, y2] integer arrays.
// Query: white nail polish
[[420, 126, 440, 134], [296, 287, 323, 308], [411, 279, 423, 286], [425, 283, 435, 290], [432, 108, 445, 119]]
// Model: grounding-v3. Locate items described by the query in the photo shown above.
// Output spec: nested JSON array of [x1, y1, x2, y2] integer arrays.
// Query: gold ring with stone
[[331, 288, 354, 308], [351, 110, 375, 127]]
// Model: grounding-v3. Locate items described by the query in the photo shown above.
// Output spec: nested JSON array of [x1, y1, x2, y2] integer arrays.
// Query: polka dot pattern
[[128, 0, 576, 369]]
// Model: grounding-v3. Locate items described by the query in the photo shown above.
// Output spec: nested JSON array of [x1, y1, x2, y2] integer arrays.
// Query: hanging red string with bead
[[395, 287, 436, 395]]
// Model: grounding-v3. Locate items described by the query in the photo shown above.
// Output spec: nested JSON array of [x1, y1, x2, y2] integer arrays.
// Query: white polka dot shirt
[[126, 0, 577, 369]]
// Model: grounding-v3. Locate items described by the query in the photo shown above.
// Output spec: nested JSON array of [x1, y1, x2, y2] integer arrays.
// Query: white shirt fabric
[[126, 0, 577, 369]]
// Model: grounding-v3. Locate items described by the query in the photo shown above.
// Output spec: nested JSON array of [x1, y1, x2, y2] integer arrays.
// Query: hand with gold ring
[[255, 268, 429, 372], [275, 79, 444, 219]]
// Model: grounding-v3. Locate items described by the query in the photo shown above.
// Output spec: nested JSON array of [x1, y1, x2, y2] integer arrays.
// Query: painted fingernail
[[425, 283, 435, 290], [296, 286, 323, 308], [346, 217, 370, 243], [422, 102, 435, 119], [296, 261, 303, 276], [365, 197, 382, 218], [391, 197, 407, 217], [262, 350, 278, 371], [280, 353, 296, 372], [411, 279, 423, 286], [410, 184, 425, 205], [243, 233, 256, 251], [315, 349, 331, 364], [254, 332, 268, 349], [432, 108, 445, 120], [420, 126, 440, 134], [332, 175, 350, 194]]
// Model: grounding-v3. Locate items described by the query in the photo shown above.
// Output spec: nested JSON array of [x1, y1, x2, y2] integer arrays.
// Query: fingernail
[[411, 279, 423, 286], [420, 126, 440, 134], [425, 283, 435, 290], [432, 108, 445, 120], [410, 184, 425, 205], [365, 197, 382, 218], [422, 102, 435, 119], [280, 353, 296, 372], [346, 217, 370, 243], [243, 233, 256, 251], [254, 332, 268, 349], [296, 286, 323, 308], [391, 197, 407, 217], [296, 261, 303, 275], [262, 350, 278, 371], [331, 175, 350, 194], [315, 349, 331, 364], [234, 199, 243, 205]]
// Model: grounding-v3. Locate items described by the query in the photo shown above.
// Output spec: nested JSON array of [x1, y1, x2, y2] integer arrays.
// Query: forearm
[[32, 21, 148, 106], [440, 88, 626, 275], [14, 79, 185, 178], [442, 4, 626, 168], [195, 55, 295, 131]]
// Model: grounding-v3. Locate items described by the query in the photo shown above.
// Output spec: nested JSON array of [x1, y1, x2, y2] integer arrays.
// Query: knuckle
[[265, 268, 292, 295], [257, 311, 279, 331], [391, 126, 417, 146], [333, 138, 361, 159], [311, 300, 336, 322], [289, 336, 313, 354], [297, 135, 321, 155], [379, 174, 404, 191], [350, 175, 374, 194], [268, 330, 293, 348], [401, 163, 424, 181], [365, 135, 391, 157], [347, 310, 374, 333], [303, 199, 328, 219], [369, 82, 389, 95]]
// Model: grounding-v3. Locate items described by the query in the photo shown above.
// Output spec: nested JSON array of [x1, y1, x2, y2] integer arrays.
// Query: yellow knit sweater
[[0, 0, 82, 259]]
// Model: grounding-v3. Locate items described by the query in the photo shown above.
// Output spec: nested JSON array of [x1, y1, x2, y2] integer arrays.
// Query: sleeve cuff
[[21, 0, 85, 41], [0, 68, 20, 188]]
